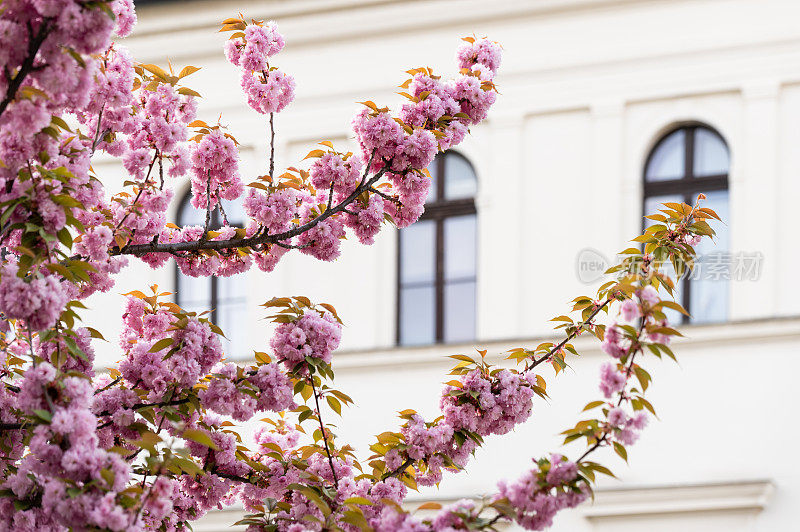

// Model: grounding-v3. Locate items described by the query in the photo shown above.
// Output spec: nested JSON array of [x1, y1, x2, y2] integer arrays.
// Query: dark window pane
[[693, 128, 729, 177], [444, 153, 478, 199], [646, 129, 685, 181], [400, 285, 435, 345], [444, 215, 476, 281], [444, 281, 476, 343], [400, 220, 435, 284]]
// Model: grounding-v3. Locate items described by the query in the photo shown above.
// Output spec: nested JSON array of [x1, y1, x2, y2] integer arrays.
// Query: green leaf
[[33, 409, 52, 423], [149, 338, 174, 353], [182, 429, 219, 451], [582, 400, 605, 412], [613, 441, 628, 462], [326, 396, 342, 415], [343, 496, 373, 506]]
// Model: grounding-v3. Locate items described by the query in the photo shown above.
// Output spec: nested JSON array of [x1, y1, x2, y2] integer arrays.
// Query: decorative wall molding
[[583, 480, 774, 520]]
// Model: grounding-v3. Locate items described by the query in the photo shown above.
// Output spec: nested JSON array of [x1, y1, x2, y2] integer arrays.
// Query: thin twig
[[269, 112, 275, 178], [309, 375, 339, 488]]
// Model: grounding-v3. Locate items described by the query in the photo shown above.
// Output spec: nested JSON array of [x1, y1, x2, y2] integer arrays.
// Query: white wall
[[82, 0, 800, 529]]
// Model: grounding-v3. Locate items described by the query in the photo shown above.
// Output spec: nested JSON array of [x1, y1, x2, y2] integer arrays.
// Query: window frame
[[395, 151, 477, 345], [642, 123, 729, 324]]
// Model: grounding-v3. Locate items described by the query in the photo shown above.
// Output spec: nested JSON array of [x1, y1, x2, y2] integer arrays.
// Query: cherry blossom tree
[[0, 2, 721, 531]]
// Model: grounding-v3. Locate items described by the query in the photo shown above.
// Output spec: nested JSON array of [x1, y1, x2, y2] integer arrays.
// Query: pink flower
[[638, 285, 660, 307], [599, 362, 626, 399], [620, 298, 641, 322]]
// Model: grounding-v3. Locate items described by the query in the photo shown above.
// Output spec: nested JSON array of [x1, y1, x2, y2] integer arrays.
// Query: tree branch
[[114, 160, 386, 257], [0, 20, 52, 118], [309, 375, 339, 488]]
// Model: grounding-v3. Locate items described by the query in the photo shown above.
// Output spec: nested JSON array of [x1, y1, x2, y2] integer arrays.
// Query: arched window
[[175, 193, 248, 357], [644, 124, 730, 324], [397, 152, 477, 345]]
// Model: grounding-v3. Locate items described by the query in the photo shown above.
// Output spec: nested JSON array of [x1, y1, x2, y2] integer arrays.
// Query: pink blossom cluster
[[600, 323, 628, 359], [348, 38, 499, 229], [0, 265, 68, 331], [269, 309, 342, 369], [200, 362, 295, 421], [241, 69, 296, 115], [91, 374, 141, 449], [387, 414, 475, 487], [118, 296, 223, 399], [495, 455, 588, 531], [34, 327, 96, 376], [599, 361, 626, 399], [182, 415, 253, 482], [385, 368, 537, 487], [253, 242, 290, 273], [441, 368, 537, 436], [606, 406, 649, 446], [236, 424, 414, 532], [190, 129, 244, 211], [456, 38, 503, 80], [296, 197, 348, 261], [225, 23, 286, 71], [1, 362, 136, 531], [351, 110, 433, 228], [345, 192, 385, 245], [0, 0, 134, 178], [310, 153, 363, 196], [226, 22, 295, 115], [244, 187, 298, 235]]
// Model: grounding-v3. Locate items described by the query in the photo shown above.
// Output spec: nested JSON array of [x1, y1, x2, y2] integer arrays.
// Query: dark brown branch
[[381, 457, 413, 481], [309, 375, 339, 488], [528, 297, 613, 371], [114, 161, 386, 257], [0, 20, 52, 118]]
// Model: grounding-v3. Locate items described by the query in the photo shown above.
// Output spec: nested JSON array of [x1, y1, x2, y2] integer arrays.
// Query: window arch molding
[[642, 121, 730, 324], [396, 150, 479, 346]]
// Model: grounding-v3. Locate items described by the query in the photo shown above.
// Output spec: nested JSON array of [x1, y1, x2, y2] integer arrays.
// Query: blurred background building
[[89, 0, 800, 529]]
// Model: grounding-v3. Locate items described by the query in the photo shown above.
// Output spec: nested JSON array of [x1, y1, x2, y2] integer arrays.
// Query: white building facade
[[88, 0, 800, 529]]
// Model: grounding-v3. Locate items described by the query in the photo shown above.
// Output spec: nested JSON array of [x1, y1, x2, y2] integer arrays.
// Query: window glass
[[444, 215, 476, 281], [444, 281, 476, 343], [400, 221, 435, 285], [444, 153, 478, 199], [645, 129, 685, 181], [693, 128, 729, 177], [400, 286, 436, 345]]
